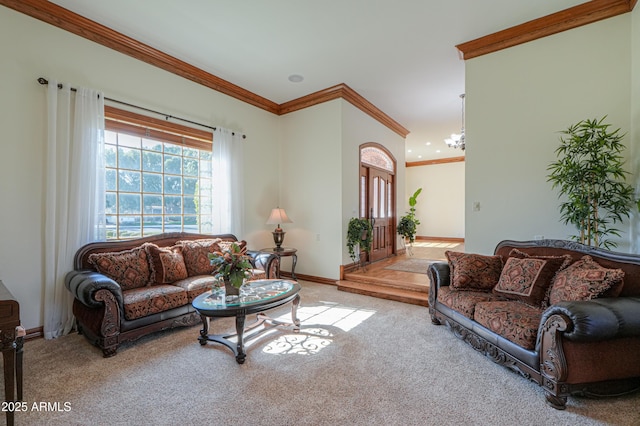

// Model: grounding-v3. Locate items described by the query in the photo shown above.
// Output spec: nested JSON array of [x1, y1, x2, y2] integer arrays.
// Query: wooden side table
[[259, 248, 297, 280], [0, 280, 22, 426]]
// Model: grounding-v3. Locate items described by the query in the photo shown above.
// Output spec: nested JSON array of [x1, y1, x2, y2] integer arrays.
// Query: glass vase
[[224, 278, 240, 302]]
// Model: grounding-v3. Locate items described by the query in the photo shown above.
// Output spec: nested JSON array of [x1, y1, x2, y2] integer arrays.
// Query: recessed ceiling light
[[426, 142, 431, 146], [288, 74, 304, 83], [418, 155, 422, 159], [436, 150, 441, 153], [407, 149, 412, 153]]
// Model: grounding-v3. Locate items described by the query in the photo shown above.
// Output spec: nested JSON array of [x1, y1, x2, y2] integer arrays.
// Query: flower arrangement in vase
[[208, 242, 254, 296]]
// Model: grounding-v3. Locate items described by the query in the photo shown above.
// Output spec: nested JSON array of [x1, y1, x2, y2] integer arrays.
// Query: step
[[343, 272, 428, 293], [337, 280, 429, 307]]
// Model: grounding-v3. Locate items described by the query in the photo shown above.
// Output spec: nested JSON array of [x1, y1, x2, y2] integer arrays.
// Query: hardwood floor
[[338, 240, 464, 306]]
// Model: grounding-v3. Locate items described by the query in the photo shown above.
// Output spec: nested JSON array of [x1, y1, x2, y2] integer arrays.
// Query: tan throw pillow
[[493, 253, 569, 307], [88, 246, 151, 290], [218, 240, 248, 253], [548, 255, 624, 305], [144, 243, 188, 284], [177, 238, 222, 276], [445, 251, 503, 291]]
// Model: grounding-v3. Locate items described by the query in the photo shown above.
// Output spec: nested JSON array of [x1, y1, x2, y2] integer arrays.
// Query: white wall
[[278, 99, 406, 278], [0, 7, 281, 329], [465, 13, 635, 254], [405, 162, 465, 239], [279, 100, 343, 279], [631, 7, 640, 253]]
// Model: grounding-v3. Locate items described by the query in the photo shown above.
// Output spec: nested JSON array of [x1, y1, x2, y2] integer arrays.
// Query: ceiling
[[49, 0, 585, 162]]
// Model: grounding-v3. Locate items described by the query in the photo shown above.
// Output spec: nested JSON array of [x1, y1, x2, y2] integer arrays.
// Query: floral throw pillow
[[178, 238, 222, 276], [492, 255, 568, 307], [445, 251, 503, 291], [88, 246, 151, 291], [548, 255, 624, 305], [144, 243, 188, 284]]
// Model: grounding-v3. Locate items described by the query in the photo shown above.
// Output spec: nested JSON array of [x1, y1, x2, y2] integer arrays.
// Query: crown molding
[[1, 0, 408, 137], [406, 156, 465, 168], [457, 0, 637, 60], [0, 0, 280, 113], [279, 84, 410, 137]]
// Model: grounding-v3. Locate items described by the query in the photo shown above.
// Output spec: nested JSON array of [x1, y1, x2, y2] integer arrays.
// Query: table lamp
[[266, 208, 292, 250]]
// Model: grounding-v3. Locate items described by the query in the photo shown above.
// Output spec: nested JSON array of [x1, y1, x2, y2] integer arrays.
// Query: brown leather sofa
[[65, 232, 278, 357], [428, 239, 640, 409]]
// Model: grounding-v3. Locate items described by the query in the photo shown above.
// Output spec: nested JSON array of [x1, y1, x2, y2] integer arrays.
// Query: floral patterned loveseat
[[65, 232, 278, 357], [428, 239, 640, 410]]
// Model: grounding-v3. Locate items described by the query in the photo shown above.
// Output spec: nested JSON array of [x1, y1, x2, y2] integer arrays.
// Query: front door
[[368, 168, 394, 262], [359, 144, 396, 263]]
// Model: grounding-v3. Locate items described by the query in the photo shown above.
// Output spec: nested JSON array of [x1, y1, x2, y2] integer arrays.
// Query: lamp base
[[272, 229, 286, 250]]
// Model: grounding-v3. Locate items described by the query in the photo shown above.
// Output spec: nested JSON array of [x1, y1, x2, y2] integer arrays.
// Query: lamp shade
[[266, 208, 292, 225]]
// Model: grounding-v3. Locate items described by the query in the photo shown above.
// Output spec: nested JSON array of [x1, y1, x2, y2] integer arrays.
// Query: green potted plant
[[397, 188, 422, 255], [208, 242, 254, 297], [347, 217, 373, 266], [547, 116, 635, 249]]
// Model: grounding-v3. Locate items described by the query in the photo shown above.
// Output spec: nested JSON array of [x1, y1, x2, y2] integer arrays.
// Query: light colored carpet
[[383, 258, 438, 274], [9, 281, 640, 425]]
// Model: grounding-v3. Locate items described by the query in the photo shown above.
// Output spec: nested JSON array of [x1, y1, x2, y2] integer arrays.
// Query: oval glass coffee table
[[192, 279, 301, 364]]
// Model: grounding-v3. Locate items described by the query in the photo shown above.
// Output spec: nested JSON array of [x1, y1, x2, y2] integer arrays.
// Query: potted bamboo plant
[[547, 116, 635, 249]]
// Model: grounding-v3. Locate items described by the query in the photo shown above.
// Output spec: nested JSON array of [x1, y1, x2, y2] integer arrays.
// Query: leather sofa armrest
[[427, 262, 449, 313], [428, 262, 450, 289], [540, 297, 640, 342], [246, 250, 279, 279], [65, 270, 124, 309]]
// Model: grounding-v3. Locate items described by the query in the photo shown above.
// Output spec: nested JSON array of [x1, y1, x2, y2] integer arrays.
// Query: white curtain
[[211, 127, 244, 237], [44, 80, 105, 339]]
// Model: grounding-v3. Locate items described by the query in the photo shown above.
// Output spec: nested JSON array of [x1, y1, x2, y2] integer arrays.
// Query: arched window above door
[[361, 146, 394, 173]]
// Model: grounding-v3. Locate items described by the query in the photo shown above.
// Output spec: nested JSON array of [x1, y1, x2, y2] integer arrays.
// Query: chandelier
[[445, 93, 465, 150]]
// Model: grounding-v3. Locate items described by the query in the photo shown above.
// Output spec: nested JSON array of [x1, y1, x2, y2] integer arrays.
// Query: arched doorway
[[360, 143, 396, 262]]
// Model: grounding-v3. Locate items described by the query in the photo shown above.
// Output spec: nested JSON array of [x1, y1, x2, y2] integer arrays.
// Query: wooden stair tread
[[337, 280, 428, 307], [342, 273, 428, 292]]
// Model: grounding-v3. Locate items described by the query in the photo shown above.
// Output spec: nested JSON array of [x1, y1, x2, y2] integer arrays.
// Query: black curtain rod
[[37, 78, 247, 139]]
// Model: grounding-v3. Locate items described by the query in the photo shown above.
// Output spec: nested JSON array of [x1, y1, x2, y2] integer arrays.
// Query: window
[[104, 107, 213, 240], [360, 146, 394, 172]]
